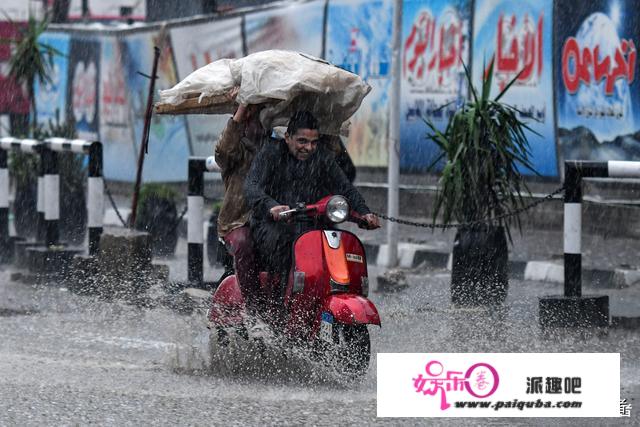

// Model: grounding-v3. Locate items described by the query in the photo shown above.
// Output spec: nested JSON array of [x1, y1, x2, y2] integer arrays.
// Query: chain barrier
[[103, 181, 188, 236], [373, 185, 566, 230], [104, 181, 127, 227]]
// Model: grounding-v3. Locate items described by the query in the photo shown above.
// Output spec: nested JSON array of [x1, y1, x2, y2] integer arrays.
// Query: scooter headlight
[[326, 196, 349, 223]]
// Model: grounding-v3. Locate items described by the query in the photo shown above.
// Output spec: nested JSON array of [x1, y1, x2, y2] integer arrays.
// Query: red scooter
[[208, 195, 380, 377]]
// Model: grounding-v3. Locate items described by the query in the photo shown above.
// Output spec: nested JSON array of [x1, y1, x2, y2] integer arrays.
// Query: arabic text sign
[[400, 0, 471, 172], [473, 0, 557, 177], [556, 0, 640, 163]]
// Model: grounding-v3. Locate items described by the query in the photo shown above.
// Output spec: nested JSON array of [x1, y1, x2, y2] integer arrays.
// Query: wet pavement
[[1, 254, 638, 425]]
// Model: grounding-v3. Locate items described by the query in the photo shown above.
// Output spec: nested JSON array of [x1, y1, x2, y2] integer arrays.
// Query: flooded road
[[0, 266, 638, 425]]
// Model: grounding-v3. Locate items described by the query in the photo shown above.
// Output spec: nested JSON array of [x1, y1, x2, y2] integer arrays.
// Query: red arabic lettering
[[492, 13, 544, 90], [403, 10, 464, 89], [562, 37, 636, 95]]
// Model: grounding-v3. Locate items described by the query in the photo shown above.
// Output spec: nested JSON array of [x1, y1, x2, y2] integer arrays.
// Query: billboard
[[171, 18, 244, 157], [473, 0, 558, 177], [67, 37, 101, 141], [0, 22, 29, 115], [326, 0, 394, 167], [100, 36, 136, 181], [400, 0, 471, 172], [556, 0, 639, 163], [121, 30, 190, 182], [34, 32, 70, 127], [244, 0, 325, 57]]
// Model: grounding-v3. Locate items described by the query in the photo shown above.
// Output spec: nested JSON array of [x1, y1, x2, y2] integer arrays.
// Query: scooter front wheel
[[329, 323, 370, 378]]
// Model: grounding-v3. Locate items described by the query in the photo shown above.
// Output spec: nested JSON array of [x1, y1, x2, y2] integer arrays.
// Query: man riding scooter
[[245, 110, 379, 297]]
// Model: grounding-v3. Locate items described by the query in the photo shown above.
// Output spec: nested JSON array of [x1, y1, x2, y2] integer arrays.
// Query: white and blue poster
[[473, 0, 557, 177], [34, 32, 70, 128], [245, 0, 325, 57], [400, 0, 471, 172], [67, 36, 101, 141], [171, 18, 243, 158], [100, 36, 136, 182], [556, 0, 640, 163], [326, 0, 394, 167], [121, 31, 190, 182]]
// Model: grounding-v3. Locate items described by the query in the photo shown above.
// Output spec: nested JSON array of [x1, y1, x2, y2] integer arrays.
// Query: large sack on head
[[156, 50, 371, 134], [156, 59, 236, 115]]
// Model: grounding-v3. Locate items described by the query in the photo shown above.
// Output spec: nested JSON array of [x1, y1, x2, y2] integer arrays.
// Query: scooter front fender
[[323, 294, 381, 326]]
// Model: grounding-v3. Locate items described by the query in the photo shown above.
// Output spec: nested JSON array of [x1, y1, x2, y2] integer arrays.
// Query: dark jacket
[[244, 139, 370, 224]]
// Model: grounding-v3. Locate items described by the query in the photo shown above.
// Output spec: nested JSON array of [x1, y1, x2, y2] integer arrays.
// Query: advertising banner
[[0, 22, 29, 114], [171, 18, 244, 157], [67, 37, 101, 141], [244, 0, 325, 57], [121, 30, 190, 182], [34, 32, 70, 128], [556, 0, 639, 163], [68, 0, 146, 20], [473, 0, 557, 177], [99, 36, 136, 182], [326, 0, 394, 167], [400, 0, 471, 172]]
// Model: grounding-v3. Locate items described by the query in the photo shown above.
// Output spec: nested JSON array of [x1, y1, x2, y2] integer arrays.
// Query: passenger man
[[214, 101, 271, 315]]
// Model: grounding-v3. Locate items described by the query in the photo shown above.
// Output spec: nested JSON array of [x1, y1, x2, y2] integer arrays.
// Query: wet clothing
[[323, 135, 356, 183], [223, 226, 263, 313], [244, 139, 371, 273], [214, 117, 271, 237], [214, 117, 270, 311]]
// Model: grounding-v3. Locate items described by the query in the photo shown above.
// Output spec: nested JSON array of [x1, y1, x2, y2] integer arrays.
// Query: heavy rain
[[0, 0, 639, 425]]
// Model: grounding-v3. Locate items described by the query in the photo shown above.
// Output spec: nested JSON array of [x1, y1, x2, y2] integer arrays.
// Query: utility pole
[[386, 0, 402, 268]]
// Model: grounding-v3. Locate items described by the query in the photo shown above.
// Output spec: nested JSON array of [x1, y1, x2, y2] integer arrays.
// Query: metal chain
[[103, 181, 128, 227], [373, 185, 566, 229]]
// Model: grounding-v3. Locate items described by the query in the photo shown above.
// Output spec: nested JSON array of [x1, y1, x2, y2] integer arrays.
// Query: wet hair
[[286, 111, 319, 136]]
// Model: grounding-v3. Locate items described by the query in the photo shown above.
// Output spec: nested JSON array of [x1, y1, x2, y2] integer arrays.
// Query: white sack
[[158, 58, 235, 105], [158, 50, 371, 134]]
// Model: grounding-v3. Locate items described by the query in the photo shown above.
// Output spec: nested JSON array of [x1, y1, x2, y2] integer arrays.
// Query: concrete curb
[[363, 242, 640, 289]]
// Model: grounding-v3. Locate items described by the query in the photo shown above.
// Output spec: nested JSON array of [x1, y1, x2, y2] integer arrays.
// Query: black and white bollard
[[539, 160, 640, 328], [187, 156, 218, 288], [45, 138, 104, 255], [42, 145, 60, 246], [0, 148, 8, 261], [0, 137, 43, 263]]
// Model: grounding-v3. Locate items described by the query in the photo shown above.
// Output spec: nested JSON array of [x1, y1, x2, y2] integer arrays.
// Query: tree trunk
[[28, 79, 37, 130]]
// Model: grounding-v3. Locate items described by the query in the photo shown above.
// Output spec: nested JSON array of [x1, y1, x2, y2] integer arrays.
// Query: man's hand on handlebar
[[360, 213, 380, 230], [270, 205, 292, 221]]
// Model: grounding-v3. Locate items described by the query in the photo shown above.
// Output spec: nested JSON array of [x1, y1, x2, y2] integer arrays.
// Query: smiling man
[[244, 110, 379, 284]]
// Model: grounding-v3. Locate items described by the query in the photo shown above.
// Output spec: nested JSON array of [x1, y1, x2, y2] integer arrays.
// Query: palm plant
[[424, 58, 539, 305], [4, 13, 62, 129], [425, 59, 538, 238]]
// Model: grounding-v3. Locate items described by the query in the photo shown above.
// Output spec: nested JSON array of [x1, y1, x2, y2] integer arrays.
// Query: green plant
[[425, 59, 538, 238], [137, 183, 179, 207], [3, 13, 62, 129]]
